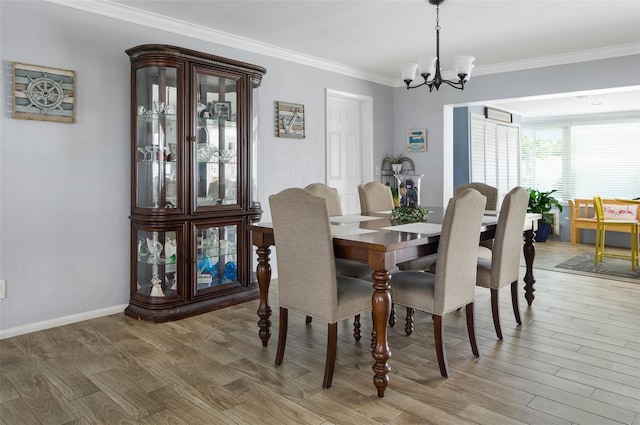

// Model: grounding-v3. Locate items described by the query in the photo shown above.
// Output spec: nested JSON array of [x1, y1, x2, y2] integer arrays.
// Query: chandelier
[[399, 0, 475, 92]]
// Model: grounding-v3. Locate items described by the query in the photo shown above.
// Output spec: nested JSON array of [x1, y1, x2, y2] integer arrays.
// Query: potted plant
[[527, 188, 563, 242], [384, 153, 405, 173]]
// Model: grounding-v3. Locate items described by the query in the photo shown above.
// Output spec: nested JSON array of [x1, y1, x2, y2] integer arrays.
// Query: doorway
[[325, 89, 373, 214]]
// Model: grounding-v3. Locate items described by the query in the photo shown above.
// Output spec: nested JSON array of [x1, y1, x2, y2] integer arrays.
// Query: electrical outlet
[[0, 279, 5, 299], [375, 166, 380, 176]]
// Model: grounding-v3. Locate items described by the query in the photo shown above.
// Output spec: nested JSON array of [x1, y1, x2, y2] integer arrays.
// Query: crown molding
[[44, 0, 640, 89]]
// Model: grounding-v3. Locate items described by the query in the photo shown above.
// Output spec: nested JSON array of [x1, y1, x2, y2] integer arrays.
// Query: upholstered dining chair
[[357, 181, 394, 214], [593, 195, 638, 271], [269, 188, 374, 389], [455, 182, 498, 249], [475, 186, 529, 340], [304, 183, 343, 217], [304, 183, 373, 329], [389, 188, 487, 378]]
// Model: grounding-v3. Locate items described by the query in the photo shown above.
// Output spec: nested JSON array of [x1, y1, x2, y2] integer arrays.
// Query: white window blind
[[470, 116, 521, 203], [521, 118, 640, 201]]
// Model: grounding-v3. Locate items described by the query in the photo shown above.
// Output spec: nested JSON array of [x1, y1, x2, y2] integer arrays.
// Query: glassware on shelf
[[146, 237, 163, 262]]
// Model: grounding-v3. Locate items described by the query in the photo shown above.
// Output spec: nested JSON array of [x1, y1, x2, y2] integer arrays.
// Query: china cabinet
[[126, 44, 266, 322]]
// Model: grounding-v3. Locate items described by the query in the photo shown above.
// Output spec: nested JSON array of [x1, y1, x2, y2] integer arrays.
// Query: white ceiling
[[67, 0, 640, 118]]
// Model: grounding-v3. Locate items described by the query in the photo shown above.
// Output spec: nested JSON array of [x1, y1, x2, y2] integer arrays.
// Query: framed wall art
[[485, 107, 512, 123], [406, 128, 427, 152], [12, 62, 76, 123], [276, 101, 305, 139]]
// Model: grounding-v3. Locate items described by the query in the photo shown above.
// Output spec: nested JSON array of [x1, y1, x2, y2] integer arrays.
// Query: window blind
[[521, 118, 640, 201]]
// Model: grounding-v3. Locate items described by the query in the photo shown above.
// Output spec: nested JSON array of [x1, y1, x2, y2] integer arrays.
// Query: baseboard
[[0, 304, 128, 339]]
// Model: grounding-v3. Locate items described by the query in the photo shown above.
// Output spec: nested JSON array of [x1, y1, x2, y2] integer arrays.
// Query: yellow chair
[[593, 195, 639, 271]]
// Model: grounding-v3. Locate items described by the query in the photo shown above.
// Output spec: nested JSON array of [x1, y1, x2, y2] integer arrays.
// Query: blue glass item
[[224, 261, 237, 280], [211, 262, 219, 277], [197, 257, 212, 274]]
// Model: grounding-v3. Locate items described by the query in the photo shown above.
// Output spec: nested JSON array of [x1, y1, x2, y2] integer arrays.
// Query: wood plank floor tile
[[0, 398, 43, 425], [527, 395, 628, 425], [499, 374, 635, 424], [70, 391, 137, 424], [88, 369, 165, 420], [10, 373, 81, 425]]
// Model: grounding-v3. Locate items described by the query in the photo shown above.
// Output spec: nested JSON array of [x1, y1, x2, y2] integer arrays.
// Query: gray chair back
[[488, 186, 529, 288], [304, 183, 343, 216], [455, 182, 498, 211], [358, 181, 394, 214], [434, 188, 487, 314], [269, 188, 338, 322]]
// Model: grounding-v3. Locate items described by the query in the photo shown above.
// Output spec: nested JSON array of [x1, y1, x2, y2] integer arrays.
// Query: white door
[[326, 90, 373, 214]]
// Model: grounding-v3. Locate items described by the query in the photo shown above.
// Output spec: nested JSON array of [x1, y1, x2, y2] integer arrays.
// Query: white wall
[[393, 55, 640, 207], [0, 1, 393, 335]]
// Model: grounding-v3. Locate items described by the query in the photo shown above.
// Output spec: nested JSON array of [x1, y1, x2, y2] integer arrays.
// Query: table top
[[249, 210, 540, 265]]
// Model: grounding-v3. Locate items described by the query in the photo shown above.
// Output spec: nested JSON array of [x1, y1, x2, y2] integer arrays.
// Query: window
[[521, 117, 640, 201]]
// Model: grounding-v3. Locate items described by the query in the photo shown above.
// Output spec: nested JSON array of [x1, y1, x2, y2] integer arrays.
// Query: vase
[[391, 163, 402, 173]]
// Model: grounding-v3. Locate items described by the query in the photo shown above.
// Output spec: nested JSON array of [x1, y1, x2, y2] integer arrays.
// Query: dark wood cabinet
[[125, 44, 266, 322]]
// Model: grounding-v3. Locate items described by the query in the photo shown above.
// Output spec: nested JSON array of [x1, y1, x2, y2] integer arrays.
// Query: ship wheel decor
[[12, 62, 76, 123]]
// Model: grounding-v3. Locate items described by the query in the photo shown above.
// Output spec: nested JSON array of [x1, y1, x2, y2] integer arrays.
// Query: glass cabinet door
[[194, 70, 239, 209], [134, 228, 181, 299], [194, 222, 239, 295], [134, 66, 181, 211]]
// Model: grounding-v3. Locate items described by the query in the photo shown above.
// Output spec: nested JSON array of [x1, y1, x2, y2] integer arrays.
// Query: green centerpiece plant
[[390, 205, 430, 225]]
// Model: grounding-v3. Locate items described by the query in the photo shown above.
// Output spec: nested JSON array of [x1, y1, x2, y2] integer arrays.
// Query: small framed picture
[[212, 101, 231, 121], [12, 62, 76, 123], [406, 129, 427, 152], [276, 101, 305, 139], [485, 107, 512, 123]]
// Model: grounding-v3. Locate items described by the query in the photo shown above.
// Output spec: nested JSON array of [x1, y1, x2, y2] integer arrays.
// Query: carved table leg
[[256, 245, 272, 346], [371, 270, 392, 397], [523, 229, 536, 306]]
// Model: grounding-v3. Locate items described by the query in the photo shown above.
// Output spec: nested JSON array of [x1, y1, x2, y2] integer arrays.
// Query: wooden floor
[[1, 240, 639, 425]]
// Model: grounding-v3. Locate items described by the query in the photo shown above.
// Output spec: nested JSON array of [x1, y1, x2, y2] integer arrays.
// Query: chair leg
[[275, 307, 288, 365], [405, 307, 414, 336], [490, 288, 503, 340], [594, 228, 601, 266], [323, 322, 338, 389], [466, 303, 480, 357], [305, 315, 312, 324], [432, 314, 449, 378], [353, 314, 361, 341], [511, 280, 521, 325]]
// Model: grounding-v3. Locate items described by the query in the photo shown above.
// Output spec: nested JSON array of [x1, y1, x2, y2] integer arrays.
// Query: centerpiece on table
[[390, 185, 429, 225]]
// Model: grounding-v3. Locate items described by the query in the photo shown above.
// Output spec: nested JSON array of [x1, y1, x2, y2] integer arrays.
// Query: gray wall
[[0, 1, 393, 333]]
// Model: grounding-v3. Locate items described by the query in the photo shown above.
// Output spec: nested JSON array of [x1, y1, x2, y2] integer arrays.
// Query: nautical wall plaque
[[12, 62, 76, 123], [276, 101, 305, 139]]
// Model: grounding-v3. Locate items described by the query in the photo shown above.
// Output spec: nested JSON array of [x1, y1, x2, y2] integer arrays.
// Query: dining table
[[249, 208, 542, 397]]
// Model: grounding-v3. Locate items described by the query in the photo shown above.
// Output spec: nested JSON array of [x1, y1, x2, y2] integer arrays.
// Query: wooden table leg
[[255, 245, 272, 346], [523, 229, 536, 306], [371, 269, 392, 397]]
